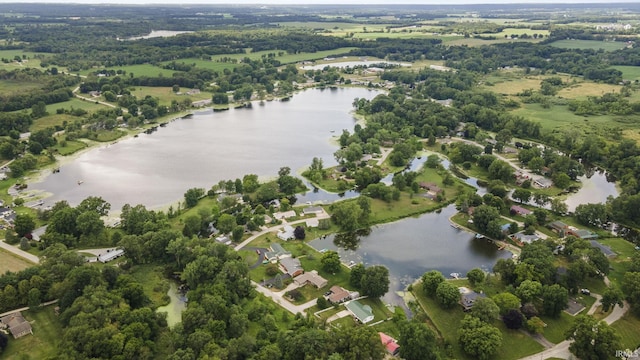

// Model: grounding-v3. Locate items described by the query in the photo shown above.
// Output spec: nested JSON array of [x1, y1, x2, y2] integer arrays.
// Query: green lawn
[[130, 86, 211, 106], [2, 306, 62, 360], [540, 312, 576, 344], [51, 139, 87, 156], [549, 40, 627, 51], [611, 313, 640, 350], [597, 238, 638, 288], [80, 64, 176, 77], [0, 79, 41, 95]]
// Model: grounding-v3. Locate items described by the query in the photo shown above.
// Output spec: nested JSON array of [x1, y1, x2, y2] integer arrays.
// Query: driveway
[[242, 247, 268, 269], [234, 212, 330, 251], [519, 300, 629, 360], [252, 280, 317, 315], [0, 240, 39, 264]]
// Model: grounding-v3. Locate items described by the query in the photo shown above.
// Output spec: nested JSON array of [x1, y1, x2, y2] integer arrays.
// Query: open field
[[0, 248, 35, 274], [0, 79, 41, 95], [2, 307, 62, 360], [557, 82, 621, 99], [129, 264, 170, 307], [445, 37, 539, 47], [79, 64, 176, 77], [549, 40, 628, 51], [513, 103, 621, 133], [130, 86, 211, 106], [613, 65, 640, 82]]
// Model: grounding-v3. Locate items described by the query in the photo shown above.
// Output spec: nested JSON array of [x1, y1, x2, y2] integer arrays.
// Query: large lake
[[31, 87, 381, 210]]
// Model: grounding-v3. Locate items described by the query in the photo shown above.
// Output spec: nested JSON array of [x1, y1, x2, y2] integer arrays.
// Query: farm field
[[549, 39, 628, 51], [0, 248, 35, 274], [557, 82, 621, 99]]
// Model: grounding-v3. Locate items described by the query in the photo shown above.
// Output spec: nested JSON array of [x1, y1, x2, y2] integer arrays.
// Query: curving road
[[519, 300, 630, 360]]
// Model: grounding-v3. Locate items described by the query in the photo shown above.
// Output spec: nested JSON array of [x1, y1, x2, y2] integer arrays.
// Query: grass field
[[0, 248, 35, 274], [129, 264, 171, 307], [613, 65, 640, 82], [130, 86, 211, 106], [596, 238, 637, 288], [0, 79, 41, 95], [79, 64, 176, 77], [557, 82, 621, 99], [2, 307, 62, 360], [513, 103, 619, 133], [51, 139, 87, 156], [549, 40, 627, 51]]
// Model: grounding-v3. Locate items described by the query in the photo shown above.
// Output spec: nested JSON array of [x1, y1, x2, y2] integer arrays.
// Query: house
[[501, 223, 512, 234], [510, 205, 532, 216], [567, 228, 598, 240], [215, 235, 232, 245], [277, 225, 295, 241], [294, 270, 328, 288], [98, 248, 125, 263], [264, 243, 291, 262], [511, 232, 540, 244], [379, 332, 400, 356], [273, 210, 296, 220], [534, 177, 553, 188], [192, 99, 212, 107], [279, 257, 303, 277], [419, 182, 442, 193], [548, 221, 569, 236], [327, 285, 352, 304], [590, 240, 616, 257], [459, 288, 486, 311], [30, 225, 47, 241], [345, 300, 374, 324], [305, 218, 319, 228], [0, 312, 33, 339], [302, 206, 324, 216]]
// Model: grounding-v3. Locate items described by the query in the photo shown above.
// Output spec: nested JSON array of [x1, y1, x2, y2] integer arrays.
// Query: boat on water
[[77, 180, 84, 185], [474, 233, 484, 239], [450, 273, 460, 279]]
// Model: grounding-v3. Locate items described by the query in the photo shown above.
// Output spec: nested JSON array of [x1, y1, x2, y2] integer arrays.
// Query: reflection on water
[[309, 204, 511, 306], [30, 88, 381, 209], [565, 171, 619, 212]]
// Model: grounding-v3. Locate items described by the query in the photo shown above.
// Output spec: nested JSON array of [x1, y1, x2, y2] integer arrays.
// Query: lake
[[309, 204, 512, 305], [121, 30, 193, 41], [565, 171, 619, 212], [30, 87, 381, 210]]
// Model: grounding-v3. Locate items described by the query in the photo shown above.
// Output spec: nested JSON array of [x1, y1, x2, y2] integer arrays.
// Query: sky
[[0, 0, 637, 4]]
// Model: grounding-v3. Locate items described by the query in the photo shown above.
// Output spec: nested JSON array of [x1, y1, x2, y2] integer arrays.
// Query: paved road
[[519, 301, 630, 360], [234, 212, 330, 251], [0, 240, 40, 264]]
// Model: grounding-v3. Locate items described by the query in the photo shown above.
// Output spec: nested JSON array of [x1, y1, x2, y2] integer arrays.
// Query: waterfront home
[[459, 287, 486, 311], [327, 285, 353, 304], [379, 332, 400, 356], [345, 300, 374, 324]]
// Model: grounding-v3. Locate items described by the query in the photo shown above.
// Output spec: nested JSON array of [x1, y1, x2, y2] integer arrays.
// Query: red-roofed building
[[379, 332, 400, 356]]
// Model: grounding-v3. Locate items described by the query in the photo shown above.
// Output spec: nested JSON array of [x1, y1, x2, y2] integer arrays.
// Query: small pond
[[565, 171, 619, 212], [156, 282, 187, 327], [301, 60, 411, 71]]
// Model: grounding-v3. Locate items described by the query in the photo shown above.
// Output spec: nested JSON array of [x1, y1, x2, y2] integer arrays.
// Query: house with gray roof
[[279, 257, 303, 277], [0, 312, 32, 339]]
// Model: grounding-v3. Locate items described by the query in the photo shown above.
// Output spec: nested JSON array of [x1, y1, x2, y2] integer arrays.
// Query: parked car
[[580, 288, 590, 295]]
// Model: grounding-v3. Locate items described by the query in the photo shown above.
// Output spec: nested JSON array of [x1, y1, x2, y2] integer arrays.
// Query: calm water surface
[[565, 171, 619, 212], [31, 88, 381, 210], [309, 204, 512, 305]]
